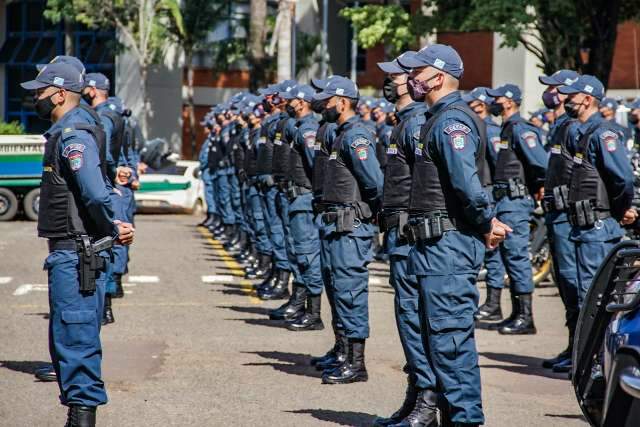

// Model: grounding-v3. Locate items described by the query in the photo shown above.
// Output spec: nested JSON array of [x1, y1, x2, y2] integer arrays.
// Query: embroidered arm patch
[[350, 137, 371, 149], [521, 131, 538, 148], [600, 130, 618, 152]]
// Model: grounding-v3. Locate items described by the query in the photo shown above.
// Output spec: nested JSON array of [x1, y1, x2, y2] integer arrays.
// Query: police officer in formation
[[21, 60, 135, 427]]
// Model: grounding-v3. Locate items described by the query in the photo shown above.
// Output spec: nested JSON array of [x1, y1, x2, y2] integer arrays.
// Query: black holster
[[322, 208, 357, 233], [77, 235, 113, 293], [568, 199, 610, 227], [404, 214, 456, 244]]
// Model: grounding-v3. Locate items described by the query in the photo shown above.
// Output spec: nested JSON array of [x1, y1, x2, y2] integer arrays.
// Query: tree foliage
[[341, 0, 640, 86]]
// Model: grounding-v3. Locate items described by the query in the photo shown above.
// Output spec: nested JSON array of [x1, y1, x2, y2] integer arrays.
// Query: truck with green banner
[[0, 135, 45, 221]]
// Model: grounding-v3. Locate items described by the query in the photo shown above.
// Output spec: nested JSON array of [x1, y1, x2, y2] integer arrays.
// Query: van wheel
[[23, 188, 40, 221], [0, 188, 19, 221]]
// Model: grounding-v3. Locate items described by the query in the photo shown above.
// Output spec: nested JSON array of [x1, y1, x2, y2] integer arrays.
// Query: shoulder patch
[[600, 130, 618, 152], [355, 146, 368, 161], [443, 123, 471, 135], [350, 137, 371, 149], [62, 143, 86, 158], [490, 136, 501, 153], [302, 130, 317, 148], [68, 151, 83, 171], [449, 132, 467, 150], [521, 131, 538, 148]]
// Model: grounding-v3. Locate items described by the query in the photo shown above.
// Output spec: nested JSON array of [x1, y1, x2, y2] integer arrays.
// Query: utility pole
[[320, 0, 328, 78], [350, 1, 359, 82]]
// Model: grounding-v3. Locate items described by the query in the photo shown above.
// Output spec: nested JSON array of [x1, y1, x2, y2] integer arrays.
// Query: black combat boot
[[390, 389, 440, 427], [102, 295, 115, 325], [224, 227, 243, 250], [287, 294, 325, 331], [474, 286, 502, 321], [499, 294, 536, 335], [269, 284, 307, 320], [311, 334, 340, 366], [316, 335, 348, 371], [210, 221, 224, 235], [65, 405, 96, 427], [259, 270, 290, 300], [373, 375, 418, 426], [246, 254, 272, 280], [322, 338, 368, 384], [488, 291, 518, 331], [198, 213, 212, 227], [253, 264, 278, 291], [34, 364, 56, 382], [113, 274, 124, 298], [209, 213, 221, 230]]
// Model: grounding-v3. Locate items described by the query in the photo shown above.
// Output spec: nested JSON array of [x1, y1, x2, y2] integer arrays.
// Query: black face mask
[[311, 98, 326, 114], [385, 113, 396, 126], [285, 104, 296, 118], [629, 113, 639, 125], [82, 92, 95, 105], [382, 77, 400, 103], [489, 102, 504, 117], [262, 101, 273, 113], [34, 93, 57, 120], [564, 99, 582, 119], [323, 106, 340, 123], [371, 111, 380, 122]]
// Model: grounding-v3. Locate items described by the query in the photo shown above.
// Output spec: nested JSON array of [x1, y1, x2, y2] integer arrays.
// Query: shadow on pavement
[[226, 317, 291, 329], [480, 352, 569, 380], [286, 408, 377, 426], [0, 360, 50, 375], [242, 351, 321, 378], [217, 305, 272, 316], [24, 312, 50, 319], [544, 413, 586, 421]]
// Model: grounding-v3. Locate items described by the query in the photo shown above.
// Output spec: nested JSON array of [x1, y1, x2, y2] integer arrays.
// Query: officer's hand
[[621, 208, 639, 225], [116, 166, 132, 185], [484, 218, 512, 249], [114, 220, 135, 245], [534, 187, 544, 202], [131, 180, 140, 191], [137, 162, 148, 176]]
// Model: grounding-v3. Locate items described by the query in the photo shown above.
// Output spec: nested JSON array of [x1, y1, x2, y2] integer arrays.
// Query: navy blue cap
[[600, 97, 618, 110], [538, 69, 580, 86], [310, 75, 341, 91], [258, 84, 279, 96], [21, 62, 84, 92], [36, 55, 86, 75], [313, 76, 359, 101], [629, 98, 640, 110], [107, 96, 123, 113], [277, 80, 297, 94], [281, 84, 315, 102], [529, 109, 547, 121], [487, 84, 522, 103], [84, 72, 110, 90], [377, 52, 414, 74], [462, 87, 494, 105], [558, 75, 605, 100], [396, 44, 464, 79], [376, 99, 395, 113]]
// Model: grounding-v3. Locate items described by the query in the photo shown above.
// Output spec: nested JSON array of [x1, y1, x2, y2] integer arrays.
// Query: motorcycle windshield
[[572, 240, 640, 426]]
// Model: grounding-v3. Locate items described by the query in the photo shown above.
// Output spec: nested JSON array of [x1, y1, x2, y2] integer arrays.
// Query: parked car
[[134, 160, 205, 214], [572, 240, 640, 426]]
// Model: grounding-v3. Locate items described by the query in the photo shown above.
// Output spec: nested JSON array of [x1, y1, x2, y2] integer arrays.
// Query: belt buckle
[[594, 219, 603, 230]]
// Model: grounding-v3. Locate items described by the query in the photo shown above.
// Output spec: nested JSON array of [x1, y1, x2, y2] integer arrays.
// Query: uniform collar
[[296, 112, 314, 126], [427, 91, 461, 117], [397, 101, 425, 120], [578, 111, 604, 135], [483, 116, 497, 126], [45, 107, 82, 138], [504, 111, 522, 124], [337, 114, 360, 132], [95, 100, 111, 112]]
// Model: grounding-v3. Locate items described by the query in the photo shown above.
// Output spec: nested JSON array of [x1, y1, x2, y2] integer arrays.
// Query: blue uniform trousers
[[546, 212, 579, 328], [387, 227, 432, 390], [496, 197, 535, 294], [320, 221, 374, 339], [408, 231, 485, 424], [571, 217, 623, 306], [45, 249, 107, 407], [215, 169, 235, 225], [229, 172, 246, 230], [263, 184, 289, 270], [319, 214, 341, 335], [202, 169, 216, 214], [289, 192, 323, 295], [277, 190, 299, 280], [248, 184, 272, 254], [212, 173, 222, 218], [483, 247, 506, 289], [242, 183, 256, 242]]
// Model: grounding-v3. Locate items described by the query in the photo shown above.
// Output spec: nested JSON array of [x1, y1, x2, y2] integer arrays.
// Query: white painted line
[[13, 284, 48, 296], [122, 282, 137, 288], [369, 277, 384, 285], [0, 277, 13, 285], [202, 275, 235, 283], [127, 275, 159, 283], [124, 290, 133, 295]]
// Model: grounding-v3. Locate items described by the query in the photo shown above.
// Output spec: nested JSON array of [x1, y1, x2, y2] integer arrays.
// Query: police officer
[[357, 96, 377, 133], [396, 44, 509, 427], [599, 97, 634, 151], [21, 62, 134, 427], [212, 105, 237, 241], [276, 84, 326, 330], [463, 87, 508, 322], [197, 113, 219, 228], [313, 76, 383, 384], [629, 98, 640, 150], [372, 53, 432, 426], [486, 83, 548, 335], [558, 76, 636, 303], [537, 70, 582, 373]]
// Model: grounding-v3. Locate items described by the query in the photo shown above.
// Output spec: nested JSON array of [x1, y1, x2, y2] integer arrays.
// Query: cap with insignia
[[20, 62, 84, 93]]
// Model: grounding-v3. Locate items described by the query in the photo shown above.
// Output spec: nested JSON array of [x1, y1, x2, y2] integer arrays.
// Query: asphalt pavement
[[0, 214, 587, 426]]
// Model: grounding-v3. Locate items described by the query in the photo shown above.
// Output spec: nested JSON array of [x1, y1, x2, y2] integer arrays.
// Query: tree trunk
[[64, 20, 74, 56], [140, 63, 149, 139], [249, 0, 269, 91], [581, 0, 622, 87], [185, 50, 197, 159], [277, 0, 292, 81]]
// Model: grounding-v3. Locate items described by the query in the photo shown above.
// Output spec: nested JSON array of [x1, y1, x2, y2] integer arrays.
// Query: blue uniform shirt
[[575, 112, 634, 218], [424, 92, 495, 233], [294, 112, 320, 168], [502, 112, 549, 192], [45, 107, 118, 238], [198, 136, 210, 171], [483, 116, 502, 170]]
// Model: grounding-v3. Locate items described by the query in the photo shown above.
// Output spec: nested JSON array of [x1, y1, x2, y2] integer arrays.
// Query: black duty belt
[[286, 184, 312, 200], [379, 211, 409, 233], [321, 207, 363, 233], [568, 200, 611, 227], [405, 213, 457, 244], [493, 179, 528, 201], [47, 239, 79, 252], [542, 185, 570, 213]]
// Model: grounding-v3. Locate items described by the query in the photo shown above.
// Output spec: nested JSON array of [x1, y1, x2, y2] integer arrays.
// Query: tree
[[164, 0, 226, 158], [248, 0, 269, 91], [341, 0, 640, 86], [45, 0, 184, 137]]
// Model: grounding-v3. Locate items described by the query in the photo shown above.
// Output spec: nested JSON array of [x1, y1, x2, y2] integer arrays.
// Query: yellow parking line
[[198, 227, 262, 305]]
